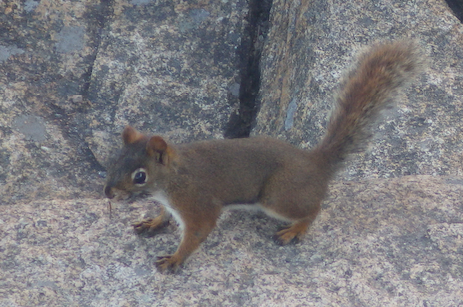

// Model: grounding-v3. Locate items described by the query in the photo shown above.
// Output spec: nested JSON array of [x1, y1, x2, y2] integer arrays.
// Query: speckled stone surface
[[0, 0, 248, 204], [254, 0, 463, 180], [1, 176, 462, 306], [0, 0, 105, 204], [84, 0, 249, 165], [1, 0, 463, 306]]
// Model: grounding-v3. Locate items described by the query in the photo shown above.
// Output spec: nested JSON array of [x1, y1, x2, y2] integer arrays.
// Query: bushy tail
[[315, 40, 425, 172]]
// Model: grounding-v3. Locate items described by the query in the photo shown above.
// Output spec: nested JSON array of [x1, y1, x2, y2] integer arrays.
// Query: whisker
[[108, 200, 112, 219]]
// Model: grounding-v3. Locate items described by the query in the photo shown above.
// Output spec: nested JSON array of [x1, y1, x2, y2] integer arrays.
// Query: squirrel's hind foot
[[273, 218, 312, 245]]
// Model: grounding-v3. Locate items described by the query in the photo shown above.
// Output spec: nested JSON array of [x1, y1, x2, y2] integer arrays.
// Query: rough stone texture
[[0, 0, 248, 204], [84, 0, 249, 166], [254, 0, 463, 180], [0, 0, 104, 204], [1, 0, 463, 306], [1, 176, 462, 306]]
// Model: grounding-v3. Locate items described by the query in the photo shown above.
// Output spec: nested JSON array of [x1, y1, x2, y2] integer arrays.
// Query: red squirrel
[[104, 41, 424, 273]]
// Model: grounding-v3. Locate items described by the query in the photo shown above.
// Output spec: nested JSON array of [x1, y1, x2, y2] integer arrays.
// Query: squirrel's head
[[103, 126, 176, 202]]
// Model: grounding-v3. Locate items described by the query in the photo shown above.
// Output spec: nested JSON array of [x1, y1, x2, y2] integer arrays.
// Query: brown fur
[[104, 41, 424, 273], [316, 40, 425, 173]]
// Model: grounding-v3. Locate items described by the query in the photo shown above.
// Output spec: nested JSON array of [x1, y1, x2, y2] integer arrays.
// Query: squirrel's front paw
[[155, 255, 182, 273], [133, 218, 169, 237]]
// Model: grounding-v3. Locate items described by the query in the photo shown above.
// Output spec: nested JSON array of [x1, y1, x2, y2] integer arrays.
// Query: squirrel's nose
[[104, 185, 114, 199]]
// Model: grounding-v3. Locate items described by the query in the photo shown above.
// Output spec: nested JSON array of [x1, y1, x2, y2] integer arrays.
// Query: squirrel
[[104, 40, 424, 273]]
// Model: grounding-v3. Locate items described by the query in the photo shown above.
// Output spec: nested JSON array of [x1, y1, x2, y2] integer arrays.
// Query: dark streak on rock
[[444, 0, 463, 23], [224, 0, 272, 138], [82, 0, 115, 98]]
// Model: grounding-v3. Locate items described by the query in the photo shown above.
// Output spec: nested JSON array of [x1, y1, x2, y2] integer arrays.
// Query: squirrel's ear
[[146, 136, 170, 164], [122, 126, 144, 145]]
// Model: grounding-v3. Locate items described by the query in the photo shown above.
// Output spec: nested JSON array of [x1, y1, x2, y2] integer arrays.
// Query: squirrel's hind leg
[[259, 181, 323, 245], [273, 215, 318, 245]]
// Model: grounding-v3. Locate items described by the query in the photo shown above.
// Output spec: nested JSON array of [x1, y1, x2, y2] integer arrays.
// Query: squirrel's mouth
[[118, 190, 152, 204], [131, 191, 152, 201], [106, 189, 154, 205], [104, 190, 153, 219]]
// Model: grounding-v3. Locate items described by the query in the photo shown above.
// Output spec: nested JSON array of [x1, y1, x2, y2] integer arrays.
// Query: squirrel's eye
[[132, 168, 148, 185]]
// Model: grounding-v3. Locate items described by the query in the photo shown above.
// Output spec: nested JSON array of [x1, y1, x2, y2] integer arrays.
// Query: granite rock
[[254, 0, 463, 180], [84, 0, 250, 166], [1, 0, 463, 306], [0, 0, 249, 204], [1, 176, 462, 306]]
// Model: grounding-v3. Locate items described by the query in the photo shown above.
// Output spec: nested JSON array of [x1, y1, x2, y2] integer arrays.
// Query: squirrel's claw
[[273, 229, 300, 246], [133, 218, 170, 237], [155, 255, 181, 273], [273, 223, 306, 246]]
